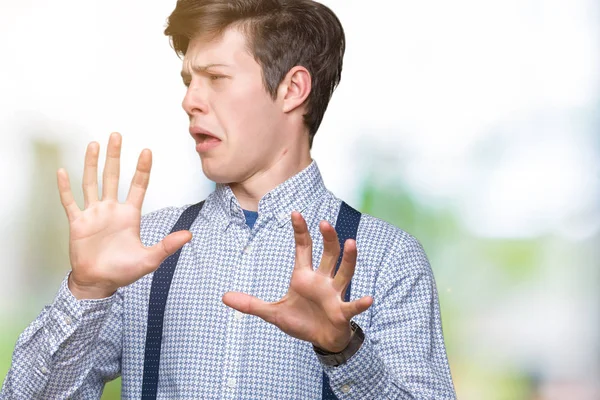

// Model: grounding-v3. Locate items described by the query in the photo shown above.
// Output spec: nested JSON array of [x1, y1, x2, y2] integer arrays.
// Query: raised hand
[[222, 211, 373, 353], [57, 132, 192, 299]]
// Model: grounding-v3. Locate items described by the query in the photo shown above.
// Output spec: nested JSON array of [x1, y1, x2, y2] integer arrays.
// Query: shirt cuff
[[43, 272, 117, 357], [320, 333, 394, 399]]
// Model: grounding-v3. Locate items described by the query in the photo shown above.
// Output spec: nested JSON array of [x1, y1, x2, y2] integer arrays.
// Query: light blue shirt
[[1, 160, 456, 399]]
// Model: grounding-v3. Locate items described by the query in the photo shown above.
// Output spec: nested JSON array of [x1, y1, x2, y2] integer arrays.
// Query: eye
[[209, 75, 225, 81]]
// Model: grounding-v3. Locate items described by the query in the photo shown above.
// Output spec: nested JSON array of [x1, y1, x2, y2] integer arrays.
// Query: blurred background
[[1, 0, 598, 399]]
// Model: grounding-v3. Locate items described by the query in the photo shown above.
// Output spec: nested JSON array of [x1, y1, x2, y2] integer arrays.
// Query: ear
[[279, 66, 312, 113]]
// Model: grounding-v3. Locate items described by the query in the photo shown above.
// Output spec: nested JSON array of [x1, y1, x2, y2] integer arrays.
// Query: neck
[[229, 144, 312, 212]]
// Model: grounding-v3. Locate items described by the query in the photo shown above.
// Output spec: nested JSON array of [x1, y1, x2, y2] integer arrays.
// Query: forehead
[[182, 26, 254, 71]]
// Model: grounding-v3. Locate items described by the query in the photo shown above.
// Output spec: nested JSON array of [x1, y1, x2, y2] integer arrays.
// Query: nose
[[182, 81, 208, 118]]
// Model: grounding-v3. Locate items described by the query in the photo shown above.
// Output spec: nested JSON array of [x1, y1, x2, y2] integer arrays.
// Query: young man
[[1, 0, 456, 399]]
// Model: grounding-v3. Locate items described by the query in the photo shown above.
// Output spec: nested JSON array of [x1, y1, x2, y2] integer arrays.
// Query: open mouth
[[201, 134, 220, 141], [195, 134, 222, 152], [194, 133, 221, 143]]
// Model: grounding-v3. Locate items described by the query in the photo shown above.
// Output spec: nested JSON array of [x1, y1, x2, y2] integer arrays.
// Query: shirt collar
[[204, 160, 328, 232]]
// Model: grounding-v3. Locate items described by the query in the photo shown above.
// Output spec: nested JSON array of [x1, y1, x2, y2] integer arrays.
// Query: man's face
[[181, 26, 286, 184]]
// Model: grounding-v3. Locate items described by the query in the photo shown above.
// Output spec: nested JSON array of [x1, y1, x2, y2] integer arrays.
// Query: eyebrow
[[180, 63, 231, 79]]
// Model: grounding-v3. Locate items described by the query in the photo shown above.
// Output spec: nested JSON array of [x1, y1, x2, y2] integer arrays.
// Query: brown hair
[[164, 0, 345, 149]]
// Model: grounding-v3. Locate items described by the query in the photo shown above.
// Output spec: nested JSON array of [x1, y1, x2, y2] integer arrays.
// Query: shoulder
[[357, 212, 425, 256], [353, 209, 432, 279], [329, 195, 425, 261]]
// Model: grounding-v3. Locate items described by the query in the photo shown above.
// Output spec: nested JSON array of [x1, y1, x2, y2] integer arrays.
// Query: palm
[[68, 202, 146, 288], [223, 212, 373, 353], [273, 268, 352, 347]]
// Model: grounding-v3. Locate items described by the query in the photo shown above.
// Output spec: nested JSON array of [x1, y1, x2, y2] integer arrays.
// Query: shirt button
[[279, 212, 289, 220], [242, 245, 252, 254], [234, 311, 244, 320], [227, 377, 236, 388], [64, 316, 72, 325], [41, 366, 49, 374], [340, 384, 351, 394]]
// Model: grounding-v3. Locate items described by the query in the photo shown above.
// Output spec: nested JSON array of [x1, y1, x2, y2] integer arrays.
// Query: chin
[[201, 167, 228, 184], [199, 159, 235, 184]]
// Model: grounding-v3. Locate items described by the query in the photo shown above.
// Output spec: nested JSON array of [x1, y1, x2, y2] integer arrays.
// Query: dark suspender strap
[[141, 201, 205, 400], [322, 201, 362, 400]]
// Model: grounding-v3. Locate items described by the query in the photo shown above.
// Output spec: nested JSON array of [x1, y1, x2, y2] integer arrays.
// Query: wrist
[[313, 325, 353, 354], [313, 323, 354, 354], [313, 321, 364, 366], [68, 272, 116, 300]]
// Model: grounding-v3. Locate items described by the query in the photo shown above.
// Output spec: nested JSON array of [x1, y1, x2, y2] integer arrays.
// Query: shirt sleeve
[[0, 271, 123, 399], [320, 233, 457, 399]]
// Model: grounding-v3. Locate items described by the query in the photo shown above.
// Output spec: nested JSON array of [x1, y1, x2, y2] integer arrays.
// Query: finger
[[341, 296, 373, 320], [126, 149, 152, 209], [332, 239, 357, 292], [82, 142, 100, 208], [143, 230, 192, 272], [222, 292, 275, 323], [292, 211, 313, 270], [316, 221, 340, 277], [101, 132, 122, 201], [57, 168, 82, 222]]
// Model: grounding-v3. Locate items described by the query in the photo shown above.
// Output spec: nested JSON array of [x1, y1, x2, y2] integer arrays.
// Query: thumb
[[222, 292, 274, 322], [341, 296, 373, 320], [145, 230, 193, 269]]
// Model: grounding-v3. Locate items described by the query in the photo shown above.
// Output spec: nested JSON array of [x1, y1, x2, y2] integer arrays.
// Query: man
[[1, 0, 456, 398]]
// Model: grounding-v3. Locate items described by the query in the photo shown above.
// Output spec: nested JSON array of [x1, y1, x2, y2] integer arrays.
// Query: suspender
[[141, 201, 361, 399], [141, 201, 205, 399], [321, 201, 361, 400]]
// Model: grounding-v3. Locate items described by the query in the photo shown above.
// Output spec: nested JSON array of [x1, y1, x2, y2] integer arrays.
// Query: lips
[[189, 126, 221, 143], [190, 126, 222, 153]]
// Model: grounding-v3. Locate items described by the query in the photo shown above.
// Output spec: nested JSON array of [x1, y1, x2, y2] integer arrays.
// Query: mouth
[[194, 133, 221, 143], [190, 128, 220, 140], [189, 126, 222, 153], [190, 129, 222, 152]]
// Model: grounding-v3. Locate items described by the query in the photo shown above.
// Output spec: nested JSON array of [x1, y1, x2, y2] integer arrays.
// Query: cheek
[[218, 83, 279, 141]]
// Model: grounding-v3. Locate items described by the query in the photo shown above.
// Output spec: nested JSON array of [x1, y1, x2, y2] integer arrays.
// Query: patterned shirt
[[1, 160, 456, 399]]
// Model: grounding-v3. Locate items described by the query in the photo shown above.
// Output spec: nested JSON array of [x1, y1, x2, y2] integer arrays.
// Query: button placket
[[221, 224, 253, 399]]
